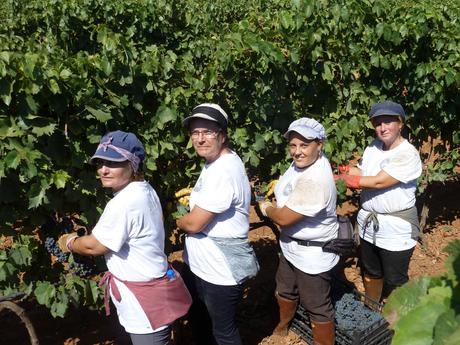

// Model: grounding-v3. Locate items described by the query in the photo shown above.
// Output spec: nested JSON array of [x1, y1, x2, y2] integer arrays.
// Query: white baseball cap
[[284, 118, 326, 140]]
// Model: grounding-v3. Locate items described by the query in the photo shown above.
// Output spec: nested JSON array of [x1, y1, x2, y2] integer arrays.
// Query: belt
[[290, 238, 325, 247]]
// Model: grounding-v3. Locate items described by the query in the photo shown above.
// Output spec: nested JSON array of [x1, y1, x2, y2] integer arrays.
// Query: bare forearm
[[176, 215, 203, 234], [359, 173, 399, 189], [265, 206, 304, 228], [70, 235, 109, 256], [176, 206, 216, 234], [338, 168, 399, 190], [265, 206, 285, 227]]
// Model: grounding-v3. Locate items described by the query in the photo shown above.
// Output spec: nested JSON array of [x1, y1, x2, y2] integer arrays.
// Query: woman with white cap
[[58, 130, 191, 345], [258, 118, 338, 345], [335, 100, 422, 303], [176, 103, 259, 345]]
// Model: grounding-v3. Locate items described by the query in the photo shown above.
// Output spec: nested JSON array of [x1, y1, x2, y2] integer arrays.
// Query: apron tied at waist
[[209, 236, 260, 284], [99, 271, 120, 316], [98, 269, 192, 329], [362, 206, 420, 245]]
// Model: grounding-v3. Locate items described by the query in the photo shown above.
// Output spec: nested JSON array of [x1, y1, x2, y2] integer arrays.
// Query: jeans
[[129, 326, 171, 345], [182, 265, 243, 345]]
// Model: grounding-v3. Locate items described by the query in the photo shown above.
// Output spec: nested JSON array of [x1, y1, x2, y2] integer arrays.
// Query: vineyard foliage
[[383, 240, 460, 345], [0, 0, 459, 316]]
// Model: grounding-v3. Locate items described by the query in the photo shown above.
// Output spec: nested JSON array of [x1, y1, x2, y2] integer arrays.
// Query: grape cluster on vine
[[44, 237, 68, 263], [42, 217, 97, 278], [70, 254, 97, 278], [334, 293, 383, 332]]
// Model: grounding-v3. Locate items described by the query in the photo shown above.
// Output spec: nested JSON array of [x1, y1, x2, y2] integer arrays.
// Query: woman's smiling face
[[288, 132, 322, 169]]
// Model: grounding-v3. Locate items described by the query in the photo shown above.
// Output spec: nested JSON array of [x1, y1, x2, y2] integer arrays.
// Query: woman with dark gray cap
[[177, 103, 259, 345], [258, 118, 338, 345], [335, 100, 422, 303], [58, 130, 191, 345]]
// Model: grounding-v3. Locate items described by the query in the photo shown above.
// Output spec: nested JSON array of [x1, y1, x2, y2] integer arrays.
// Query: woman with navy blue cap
[[335, 101, 422, 303], [258, 118, 338, 345], [58, 130, 191, 345]]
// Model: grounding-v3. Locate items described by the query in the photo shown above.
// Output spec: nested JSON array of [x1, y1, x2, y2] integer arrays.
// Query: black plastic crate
[[290, 289, 393, 345]]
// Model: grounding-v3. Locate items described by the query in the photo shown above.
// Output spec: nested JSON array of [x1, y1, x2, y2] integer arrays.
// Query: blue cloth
[[209, 237, 259, 284]]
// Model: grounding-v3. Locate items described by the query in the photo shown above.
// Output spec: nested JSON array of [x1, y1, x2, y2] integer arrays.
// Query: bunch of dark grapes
[[44, 237, 68, 263], [42, 217, 98, 278], [57, 217, 73, 233], [334, 293, 383, 332], [69, 254, 97, 278]]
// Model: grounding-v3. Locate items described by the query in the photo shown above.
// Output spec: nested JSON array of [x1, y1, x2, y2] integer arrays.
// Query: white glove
[[258, 201, 273, 217]]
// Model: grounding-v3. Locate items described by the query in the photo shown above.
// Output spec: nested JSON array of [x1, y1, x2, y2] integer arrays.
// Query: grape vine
[[0, 0, 459, 320]]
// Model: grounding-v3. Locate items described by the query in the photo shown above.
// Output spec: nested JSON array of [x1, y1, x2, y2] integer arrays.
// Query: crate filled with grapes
[[291, 288, 393, 345]]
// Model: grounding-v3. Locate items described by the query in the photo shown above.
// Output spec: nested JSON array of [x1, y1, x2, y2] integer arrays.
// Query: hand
[[57, 233, 78, 253], [335, 174, 361, 189], [258, 201, 273, 217]]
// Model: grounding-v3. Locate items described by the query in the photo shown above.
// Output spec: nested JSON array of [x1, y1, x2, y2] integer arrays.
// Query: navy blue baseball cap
[[369, 101, 406, 120], [89, 130, 145, 164]]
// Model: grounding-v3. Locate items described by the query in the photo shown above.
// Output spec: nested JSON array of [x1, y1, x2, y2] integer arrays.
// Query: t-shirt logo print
[[283, 183, 293, 196]]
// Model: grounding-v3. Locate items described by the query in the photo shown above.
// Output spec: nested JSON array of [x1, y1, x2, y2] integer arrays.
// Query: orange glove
[[335, 174, 361, 189]]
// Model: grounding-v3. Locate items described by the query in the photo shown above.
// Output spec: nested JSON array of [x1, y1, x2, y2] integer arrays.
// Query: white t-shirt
[[275, 154, 339, 274], [92, 181, 168, 334], [357, 139, 422, 250], [184, 151, 251, 285]]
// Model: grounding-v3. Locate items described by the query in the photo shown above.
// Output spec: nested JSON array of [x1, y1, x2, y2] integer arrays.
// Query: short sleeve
[[285, 174, 328, 217], [194, 174, 233, 213], [92, 200, 130, 252], [382, 146, 422, 183]]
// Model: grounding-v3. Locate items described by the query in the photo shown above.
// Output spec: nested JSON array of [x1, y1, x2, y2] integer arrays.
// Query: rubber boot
[[272, 294, 298, 336], [311, 320, 335, 345], [363, 276, 384, 310]]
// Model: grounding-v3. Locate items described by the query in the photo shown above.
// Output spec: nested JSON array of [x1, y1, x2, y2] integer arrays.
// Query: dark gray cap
[[369, 101, 406, 119]]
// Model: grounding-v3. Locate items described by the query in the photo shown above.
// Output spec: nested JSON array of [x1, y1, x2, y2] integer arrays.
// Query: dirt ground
[[1, 179, 459, 345]]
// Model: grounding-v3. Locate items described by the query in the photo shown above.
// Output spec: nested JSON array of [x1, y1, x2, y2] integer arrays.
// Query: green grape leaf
[[34, 281, 56, 307], [52, 170, 71, 189], [9, 246, 32, 266], [85, 106, 112, 122], [156, 105, 177, 130]]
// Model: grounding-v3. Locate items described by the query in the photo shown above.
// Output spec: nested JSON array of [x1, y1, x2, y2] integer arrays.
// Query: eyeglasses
[[190, 130, 220, 139]]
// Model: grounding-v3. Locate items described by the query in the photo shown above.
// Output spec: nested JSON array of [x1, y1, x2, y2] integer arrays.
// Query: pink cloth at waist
[[99, 270, 192, 329]]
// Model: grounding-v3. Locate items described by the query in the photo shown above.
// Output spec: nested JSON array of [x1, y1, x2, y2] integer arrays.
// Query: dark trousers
[[182, 265, 243, 345], [360, 239, 415, 298], [129, 326, 171, 345], [275, 253, 334, 323]]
